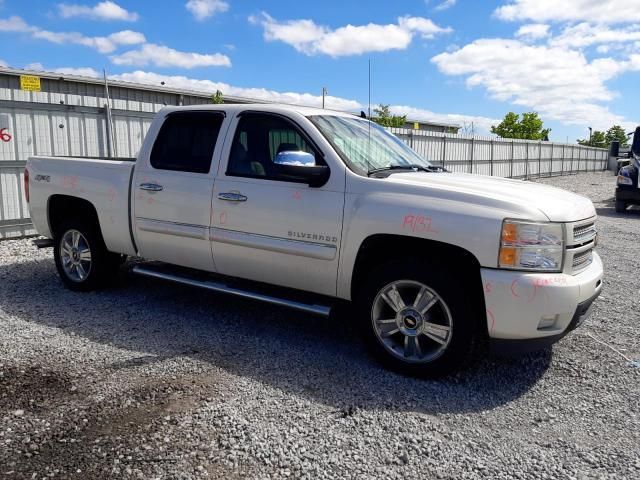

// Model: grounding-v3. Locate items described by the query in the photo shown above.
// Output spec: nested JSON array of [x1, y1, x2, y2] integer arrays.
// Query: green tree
[[578, 131, 607, 147], [372, 104, 407, 128], [605, 125, 629, 147], [211, 90, 224, 104], [491, 112, 551, 140]]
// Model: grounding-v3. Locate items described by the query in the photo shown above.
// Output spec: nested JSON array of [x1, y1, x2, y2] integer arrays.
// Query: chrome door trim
[[210, 227, 337, 261], [218, 192, 248, 202], [136, 218, 207, 240]]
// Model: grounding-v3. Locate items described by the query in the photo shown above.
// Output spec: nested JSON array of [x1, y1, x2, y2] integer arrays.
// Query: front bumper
[[616, 187, 640, 205], [480, 252, 603, 351]]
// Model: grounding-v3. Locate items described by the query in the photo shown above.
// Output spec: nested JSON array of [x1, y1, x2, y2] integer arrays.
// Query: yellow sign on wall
[[20, 75, 41, 92], [413, 122, 420, 130]]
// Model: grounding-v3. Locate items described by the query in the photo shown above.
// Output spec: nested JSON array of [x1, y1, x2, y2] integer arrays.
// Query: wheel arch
[[47, 194, 101, 238], [350, 234, 488, 336]]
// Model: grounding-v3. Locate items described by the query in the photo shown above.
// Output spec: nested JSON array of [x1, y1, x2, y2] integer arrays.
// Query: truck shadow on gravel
[[1, 259, 552, 415]]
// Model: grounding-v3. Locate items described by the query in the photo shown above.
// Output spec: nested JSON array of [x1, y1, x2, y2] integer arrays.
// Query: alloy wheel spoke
[[381, 285, 406, 313], [422, 322, 450, 345], [419, 296, 439, 316], [79, 249, 92, 261], [76, 263, 87, 280], [72, 231, 80, 248], [381, 327, 400, 338]]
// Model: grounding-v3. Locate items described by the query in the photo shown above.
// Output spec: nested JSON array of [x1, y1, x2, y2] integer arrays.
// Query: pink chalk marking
[[484, 282, 493, 295], [219, 211, 227, 225], [147, 197, 155, 205], [62, 176, 79, 190], [486, 308, 496, 335], [293, 191, 302, 200], [510, 279, 520, 298], [402, 214, 438, 234], [0, 128, 12, 142], [107, 188, 116, 202]]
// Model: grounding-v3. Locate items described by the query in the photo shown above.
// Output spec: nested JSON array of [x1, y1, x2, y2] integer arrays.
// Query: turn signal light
[[499, 247, 517, 266]]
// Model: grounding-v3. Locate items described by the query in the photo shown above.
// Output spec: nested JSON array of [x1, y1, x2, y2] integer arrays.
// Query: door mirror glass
[[274, 150, 316, 167]]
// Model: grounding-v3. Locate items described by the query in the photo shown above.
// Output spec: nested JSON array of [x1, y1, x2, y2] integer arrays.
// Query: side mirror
[[273, 151, 330, 187]]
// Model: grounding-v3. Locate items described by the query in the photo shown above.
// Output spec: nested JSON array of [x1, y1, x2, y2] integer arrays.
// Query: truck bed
[[26, 155, 137, 256]]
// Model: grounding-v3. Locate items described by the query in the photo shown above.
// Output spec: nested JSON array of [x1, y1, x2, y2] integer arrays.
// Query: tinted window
[[227, 113, 318, 179], [151, 112, 224, 174]]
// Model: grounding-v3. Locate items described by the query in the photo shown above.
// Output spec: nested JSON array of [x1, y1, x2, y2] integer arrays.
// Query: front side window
[[150, 112, 224, 174], [308, 115, 432, 174], [227, 113, 318, 179]]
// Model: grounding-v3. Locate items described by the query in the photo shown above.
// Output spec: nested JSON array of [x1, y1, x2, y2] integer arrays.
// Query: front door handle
[[218, 192, 247, 202], [139, 183, 164, 192]]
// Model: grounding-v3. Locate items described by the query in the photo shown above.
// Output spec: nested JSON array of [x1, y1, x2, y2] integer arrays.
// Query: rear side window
[[150, 112, 224, 174]]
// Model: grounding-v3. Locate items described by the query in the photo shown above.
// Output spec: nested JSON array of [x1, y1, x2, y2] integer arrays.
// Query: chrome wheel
[[60, 229, 92, 282], [371, 280, 453, 364]]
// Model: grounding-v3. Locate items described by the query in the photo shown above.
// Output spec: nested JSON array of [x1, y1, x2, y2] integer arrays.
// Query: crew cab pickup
[[25, 104, 603, 376]]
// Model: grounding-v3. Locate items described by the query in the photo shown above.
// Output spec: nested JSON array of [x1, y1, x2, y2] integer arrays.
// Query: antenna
[[368, 59, 371, 119]]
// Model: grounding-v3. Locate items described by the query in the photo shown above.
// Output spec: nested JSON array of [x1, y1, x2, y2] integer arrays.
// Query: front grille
[[572, 249, 593, 271], [573, 222, 596, 244]]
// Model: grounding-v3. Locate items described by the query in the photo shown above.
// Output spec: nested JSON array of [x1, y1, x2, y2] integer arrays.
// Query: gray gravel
[[1, 171, 639, 479]]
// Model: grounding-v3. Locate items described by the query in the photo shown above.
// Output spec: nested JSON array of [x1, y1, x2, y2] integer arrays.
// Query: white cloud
[[24, 63, 100, 77], [0, 15, 145, 53], [495, 0, 640, 24], [110, 70, 363, 110], [552, 23, 640, 49], [515, 23, 550, 40], [58, 1, 139, 22], [110, 44, 231, 68], [186, 0, 228, 21], [434, 0, 456, 12], [431, 39, 640, 130], [249, 12, 451, 57], [0, 59, 7, 67]]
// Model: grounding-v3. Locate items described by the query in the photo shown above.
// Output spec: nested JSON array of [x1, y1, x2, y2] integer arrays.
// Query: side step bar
[[32, 238, 54, 249], [132, 265, 332, 317]]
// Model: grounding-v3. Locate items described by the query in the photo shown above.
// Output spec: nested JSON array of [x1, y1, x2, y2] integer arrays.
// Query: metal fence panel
[[0, 87, 610, 239]]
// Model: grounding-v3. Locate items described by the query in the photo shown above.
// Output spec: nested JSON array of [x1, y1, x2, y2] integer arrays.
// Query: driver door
[[210, 112, 345, 296]]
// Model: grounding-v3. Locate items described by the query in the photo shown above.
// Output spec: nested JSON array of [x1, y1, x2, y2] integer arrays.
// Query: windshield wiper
[[367, 164, 448, 176]]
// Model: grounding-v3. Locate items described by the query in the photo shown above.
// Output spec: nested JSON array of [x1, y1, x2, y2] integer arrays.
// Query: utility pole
[[588, 127, 593, 145], [322, 87, 328, 109]]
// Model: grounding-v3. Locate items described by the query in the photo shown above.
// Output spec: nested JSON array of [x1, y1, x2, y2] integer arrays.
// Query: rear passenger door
[[133, 111, 225, 271]]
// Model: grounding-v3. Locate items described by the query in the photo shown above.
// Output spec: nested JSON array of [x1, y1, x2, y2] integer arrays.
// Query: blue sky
[[1, 0, 639, 141]]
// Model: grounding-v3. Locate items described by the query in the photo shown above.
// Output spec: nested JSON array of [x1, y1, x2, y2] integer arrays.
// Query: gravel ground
[[1, 171, 638, 479]]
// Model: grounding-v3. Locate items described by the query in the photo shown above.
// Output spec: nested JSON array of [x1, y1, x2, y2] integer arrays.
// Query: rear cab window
[[150, 111, 225, 174]]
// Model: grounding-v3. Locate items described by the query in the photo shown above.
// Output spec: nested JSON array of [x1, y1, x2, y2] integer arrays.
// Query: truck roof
[[160, 103, 360, 119]]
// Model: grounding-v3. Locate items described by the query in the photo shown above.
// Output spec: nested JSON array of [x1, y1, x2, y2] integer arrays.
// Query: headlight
[[499, 220, 564, 272], [617, 169, 633, 185]]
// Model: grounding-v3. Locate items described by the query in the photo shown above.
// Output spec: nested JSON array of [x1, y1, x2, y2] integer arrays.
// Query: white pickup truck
[[25, 104, 603, 376]]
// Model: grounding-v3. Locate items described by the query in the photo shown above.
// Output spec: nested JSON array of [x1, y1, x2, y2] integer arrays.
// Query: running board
[[32, 238, 54, 249], [131, 265, 332, 317]]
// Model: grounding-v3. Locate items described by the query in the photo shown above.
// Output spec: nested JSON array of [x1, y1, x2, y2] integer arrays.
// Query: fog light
[[538, 315, 559, 330]]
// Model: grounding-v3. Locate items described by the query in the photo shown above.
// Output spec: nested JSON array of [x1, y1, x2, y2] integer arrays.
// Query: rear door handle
[[218, 192, 247, 202], [139, 183, 163, 192]]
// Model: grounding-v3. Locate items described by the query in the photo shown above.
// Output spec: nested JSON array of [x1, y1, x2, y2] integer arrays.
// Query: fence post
[[510, 140, 514, 178], [525, 141, 529, 179], [470, 137, 474, 174], [442, 135, 447, 170], [561, 144, 565, 175], [538, 140, 542, 177], [549, 143, 553, 177], [570, 146, 575, 174], [490, 139, 494, 176]]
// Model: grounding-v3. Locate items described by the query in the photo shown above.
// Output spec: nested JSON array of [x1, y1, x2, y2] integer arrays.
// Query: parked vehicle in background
[[613, 126, 640, 212], [25, 104, 603, 377]]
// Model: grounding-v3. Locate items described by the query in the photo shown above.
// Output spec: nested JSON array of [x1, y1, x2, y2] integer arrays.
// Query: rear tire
[[53, 221, 121, 291], [615, 199, 627, 213], [355, 259, 479, 377]]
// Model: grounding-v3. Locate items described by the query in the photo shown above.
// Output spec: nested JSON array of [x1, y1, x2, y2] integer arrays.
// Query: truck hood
[[385, 172, 595, 222]]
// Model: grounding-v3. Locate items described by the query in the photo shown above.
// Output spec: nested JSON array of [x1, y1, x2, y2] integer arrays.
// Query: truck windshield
[[308, 115, 433, 174]]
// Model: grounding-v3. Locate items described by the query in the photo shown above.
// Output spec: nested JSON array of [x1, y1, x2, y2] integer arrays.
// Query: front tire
[[53, 222, 120, 291], [355, 260, 479, 377], [615, 199, 627, 213]]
